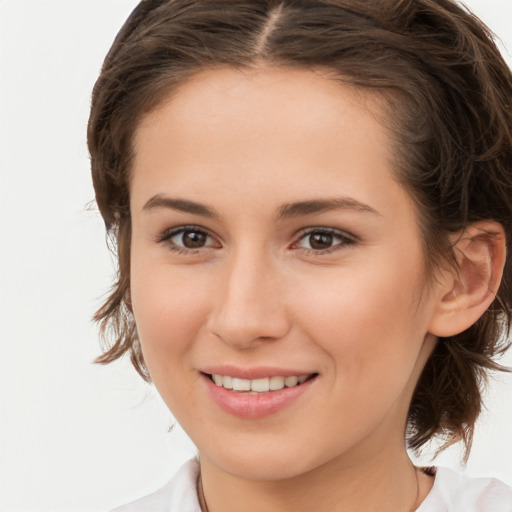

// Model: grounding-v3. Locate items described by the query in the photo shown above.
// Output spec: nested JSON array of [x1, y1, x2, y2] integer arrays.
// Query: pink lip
[[200, 371, 317, 419]]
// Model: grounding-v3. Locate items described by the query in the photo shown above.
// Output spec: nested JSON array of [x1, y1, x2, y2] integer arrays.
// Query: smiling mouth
[[206, 373, 318, 394]]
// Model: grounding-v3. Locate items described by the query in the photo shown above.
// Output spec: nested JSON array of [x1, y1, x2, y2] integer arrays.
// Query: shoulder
[[108, 458, 201, 512], [417, 466, 512, 512]]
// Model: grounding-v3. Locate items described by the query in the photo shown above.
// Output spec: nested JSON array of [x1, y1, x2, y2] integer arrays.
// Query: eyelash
[[157, 225, 219, 255], [156, 226, 356, 255], [294, 227, 356, 255]]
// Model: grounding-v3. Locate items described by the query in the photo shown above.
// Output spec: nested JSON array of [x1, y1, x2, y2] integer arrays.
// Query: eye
[[159, 226, 219, 252], [295, 228, 354, 253], [173, 229, 209, 248]]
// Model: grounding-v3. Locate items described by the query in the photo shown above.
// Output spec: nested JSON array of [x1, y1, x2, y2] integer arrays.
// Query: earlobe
[[428, 221, 506, 338]]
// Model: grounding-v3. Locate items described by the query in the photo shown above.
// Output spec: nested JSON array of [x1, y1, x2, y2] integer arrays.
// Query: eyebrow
[[142, 195, 219, 218], [142, 194, 380, 219], [277, 198, 380, 219]]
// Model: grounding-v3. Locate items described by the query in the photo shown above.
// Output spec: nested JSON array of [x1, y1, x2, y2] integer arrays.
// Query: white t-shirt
[[110, 458, 512, 512]]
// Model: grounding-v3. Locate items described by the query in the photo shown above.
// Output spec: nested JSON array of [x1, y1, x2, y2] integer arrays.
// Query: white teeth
[[210, 373, 312, 393], [223, 375, 233, 389], [251, 378, 270, 392], [232, 378, 251, 391], [269, 376, 285, 390], [285, 376, 298, 387]]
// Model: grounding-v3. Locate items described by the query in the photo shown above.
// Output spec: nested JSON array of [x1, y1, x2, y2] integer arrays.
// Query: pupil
[[183, 230, 206, 248], [309, 232, 333, 250]]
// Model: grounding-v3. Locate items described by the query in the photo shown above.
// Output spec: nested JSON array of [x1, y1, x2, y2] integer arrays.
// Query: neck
[[198, 443, 432, 512]]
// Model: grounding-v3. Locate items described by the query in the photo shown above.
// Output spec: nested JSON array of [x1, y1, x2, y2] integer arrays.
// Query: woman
[[88, 0, 512, 510]]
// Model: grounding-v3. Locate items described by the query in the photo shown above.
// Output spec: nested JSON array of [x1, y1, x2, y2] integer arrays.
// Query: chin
[[200, 443, 332, 482]]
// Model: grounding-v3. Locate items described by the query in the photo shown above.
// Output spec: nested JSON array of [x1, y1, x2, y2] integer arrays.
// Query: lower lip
[[202, 374, 317, 419]]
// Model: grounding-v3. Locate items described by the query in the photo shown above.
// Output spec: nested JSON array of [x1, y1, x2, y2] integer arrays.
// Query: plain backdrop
[[1, 1, 512, 511]]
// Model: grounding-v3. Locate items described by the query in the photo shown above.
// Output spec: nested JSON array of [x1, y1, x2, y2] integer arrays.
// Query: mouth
[[204, 372, 318, 394], [201, 369, 319, 418]]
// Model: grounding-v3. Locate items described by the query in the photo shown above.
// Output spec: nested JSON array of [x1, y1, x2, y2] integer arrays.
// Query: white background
[[1, 1, 512, 511]]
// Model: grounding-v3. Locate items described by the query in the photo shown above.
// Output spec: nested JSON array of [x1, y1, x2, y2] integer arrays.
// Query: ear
[[428, 221, 506, 337]]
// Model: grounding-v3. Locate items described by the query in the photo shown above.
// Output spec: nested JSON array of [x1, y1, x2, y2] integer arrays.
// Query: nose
[[206, 247, 291, 350]]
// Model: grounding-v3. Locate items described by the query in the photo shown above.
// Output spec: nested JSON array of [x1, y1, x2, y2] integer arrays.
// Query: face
[[129, 67, 441, 481]]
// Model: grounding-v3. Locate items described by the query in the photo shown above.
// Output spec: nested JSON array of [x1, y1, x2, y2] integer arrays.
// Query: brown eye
[[308, 232, 334, 250], [162, 227, 218, 252], [181, 230, 207, 248], [296, 228, 354, 253]]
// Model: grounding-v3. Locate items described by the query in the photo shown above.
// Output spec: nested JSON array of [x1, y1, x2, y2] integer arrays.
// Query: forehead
[[131, 68, 412, 223], [135, 66, 388, 144], [134, 68, 391, 169]]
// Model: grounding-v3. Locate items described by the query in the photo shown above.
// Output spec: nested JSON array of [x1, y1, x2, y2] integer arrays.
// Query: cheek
[[291, 267, 430, 440], [292, 252, 429, 383], [129, 260, 212, 372]]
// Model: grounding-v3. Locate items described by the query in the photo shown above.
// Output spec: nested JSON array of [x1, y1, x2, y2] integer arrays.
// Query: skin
[[128, 66, 461, 511]]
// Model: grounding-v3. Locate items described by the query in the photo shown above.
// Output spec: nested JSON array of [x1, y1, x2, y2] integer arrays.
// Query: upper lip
[[200, 365, 317, 380]]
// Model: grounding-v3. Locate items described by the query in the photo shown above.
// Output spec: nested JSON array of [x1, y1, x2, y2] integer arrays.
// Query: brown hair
[[88, 0, 512, 459]]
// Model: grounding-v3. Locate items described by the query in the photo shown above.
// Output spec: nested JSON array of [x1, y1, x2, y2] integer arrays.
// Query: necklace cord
[[197, 471, 209, 512]]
